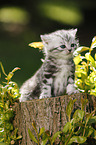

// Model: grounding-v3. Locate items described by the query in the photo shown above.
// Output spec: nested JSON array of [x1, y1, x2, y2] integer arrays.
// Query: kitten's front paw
[[39, 95, 51, 99], [66, 84, 79, 95]]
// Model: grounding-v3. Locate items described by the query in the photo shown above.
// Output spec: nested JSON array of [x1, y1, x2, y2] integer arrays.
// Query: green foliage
[[0, 62, 22, 145], [73, 36, 96, 96], [28, 121, 62, 145], [0, 7, 30, 24], [39, 1, 83, 26], [28, 98, 96, 145]]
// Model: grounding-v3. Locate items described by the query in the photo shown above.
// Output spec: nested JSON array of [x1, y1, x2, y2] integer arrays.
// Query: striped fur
[[20, 29, 79, 102]]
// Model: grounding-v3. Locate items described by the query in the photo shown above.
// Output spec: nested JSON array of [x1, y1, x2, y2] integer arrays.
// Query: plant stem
[[65, 128, 74, 145]]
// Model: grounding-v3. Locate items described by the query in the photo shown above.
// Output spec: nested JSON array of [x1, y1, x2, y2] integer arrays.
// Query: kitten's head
[[40, 29, 79, 57]]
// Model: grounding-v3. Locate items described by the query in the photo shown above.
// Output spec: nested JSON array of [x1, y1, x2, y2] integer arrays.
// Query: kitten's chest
[[53, 61, 73, 96], [54, 64, 72, 84]]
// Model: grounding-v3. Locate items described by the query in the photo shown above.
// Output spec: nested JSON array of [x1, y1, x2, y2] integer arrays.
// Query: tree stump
[[13, 93, 96, 145]]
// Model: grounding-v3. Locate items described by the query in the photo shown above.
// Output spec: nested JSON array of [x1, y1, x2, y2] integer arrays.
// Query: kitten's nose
[[69, 49, 71, 52]]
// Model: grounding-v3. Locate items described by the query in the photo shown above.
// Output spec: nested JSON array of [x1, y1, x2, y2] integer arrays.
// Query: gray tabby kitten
[[20, 29, 79, 102]]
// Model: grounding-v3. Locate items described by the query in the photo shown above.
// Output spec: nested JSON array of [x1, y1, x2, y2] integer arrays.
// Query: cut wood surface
[[13, 93, 96, 145]]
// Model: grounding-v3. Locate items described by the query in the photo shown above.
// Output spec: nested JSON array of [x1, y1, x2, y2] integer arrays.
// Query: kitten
[[20, 29, 79, 102]]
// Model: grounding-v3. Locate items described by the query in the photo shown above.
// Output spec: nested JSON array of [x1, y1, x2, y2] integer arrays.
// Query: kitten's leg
[[66, 77, 79, 95], [39, 77, 53, 99]]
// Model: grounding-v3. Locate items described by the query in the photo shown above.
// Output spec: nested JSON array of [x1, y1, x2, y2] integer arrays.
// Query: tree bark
[[13, 93, 96, 145]]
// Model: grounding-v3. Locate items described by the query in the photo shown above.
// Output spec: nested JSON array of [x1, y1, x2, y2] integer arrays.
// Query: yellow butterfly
[[29, 42, 44, 50]]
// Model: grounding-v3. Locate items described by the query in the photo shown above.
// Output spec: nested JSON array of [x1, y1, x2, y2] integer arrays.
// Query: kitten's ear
[[40, 35, 49, 45], [72, 28, 77, 36], [40, 34, 49, 55]]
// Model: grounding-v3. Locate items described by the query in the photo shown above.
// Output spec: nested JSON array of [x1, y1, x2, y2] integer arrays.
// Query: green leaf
[[84, 126, 93, 137], [75, 79, 85, 91], [41, 138, 48, 145], [85, 53, 95, 66], [81, 72, 87, 80], [74, 125, 83, 135], [42, 131, 51, 145], [81, 98, 88, 111], [85, 82, 95, 90], [0, 127, 3, 131], [73, 54, 82, 65], [16, 135, 22, 140], [91, 128, 96, 139], [0, 137, 4, 142], [51, 131, 61, 144], [87, 116, 96, 124], [91, 36, 96, 50], [39, 127, 45, 136], [28, 128, 38, 143], [62, 122, 71, 133], [73, 109, 85, 121], [5, 102, 9, 110], [66, 99, 77, 121], [95, 53, 96, 60], [0, 62, 7, 76], [0, 102, 3, 108], [73, 46, 89, 56], [12, 67, 20, 73], [68, 136, 87, 144], [6, 72, 13, 80], [85, 110, 95, 125], [90, 89, 96, 96], [32, 121, 38, 134]]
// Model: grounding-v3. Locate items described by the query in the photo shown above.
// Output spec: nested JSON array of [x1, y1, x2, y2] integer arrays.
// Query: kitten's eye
[[71, 43, 76, 48], [60, 45, 66, 48]]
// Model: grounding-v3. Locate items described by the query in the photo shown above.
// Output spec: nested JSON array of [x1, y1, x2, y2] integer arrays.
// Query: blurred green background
[[0, 0, 96, 87]]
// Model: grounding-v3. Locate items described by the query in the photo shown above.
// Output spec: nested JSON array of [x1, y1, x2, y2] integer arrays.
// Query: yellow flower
[[29, 42, 44, 50]]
